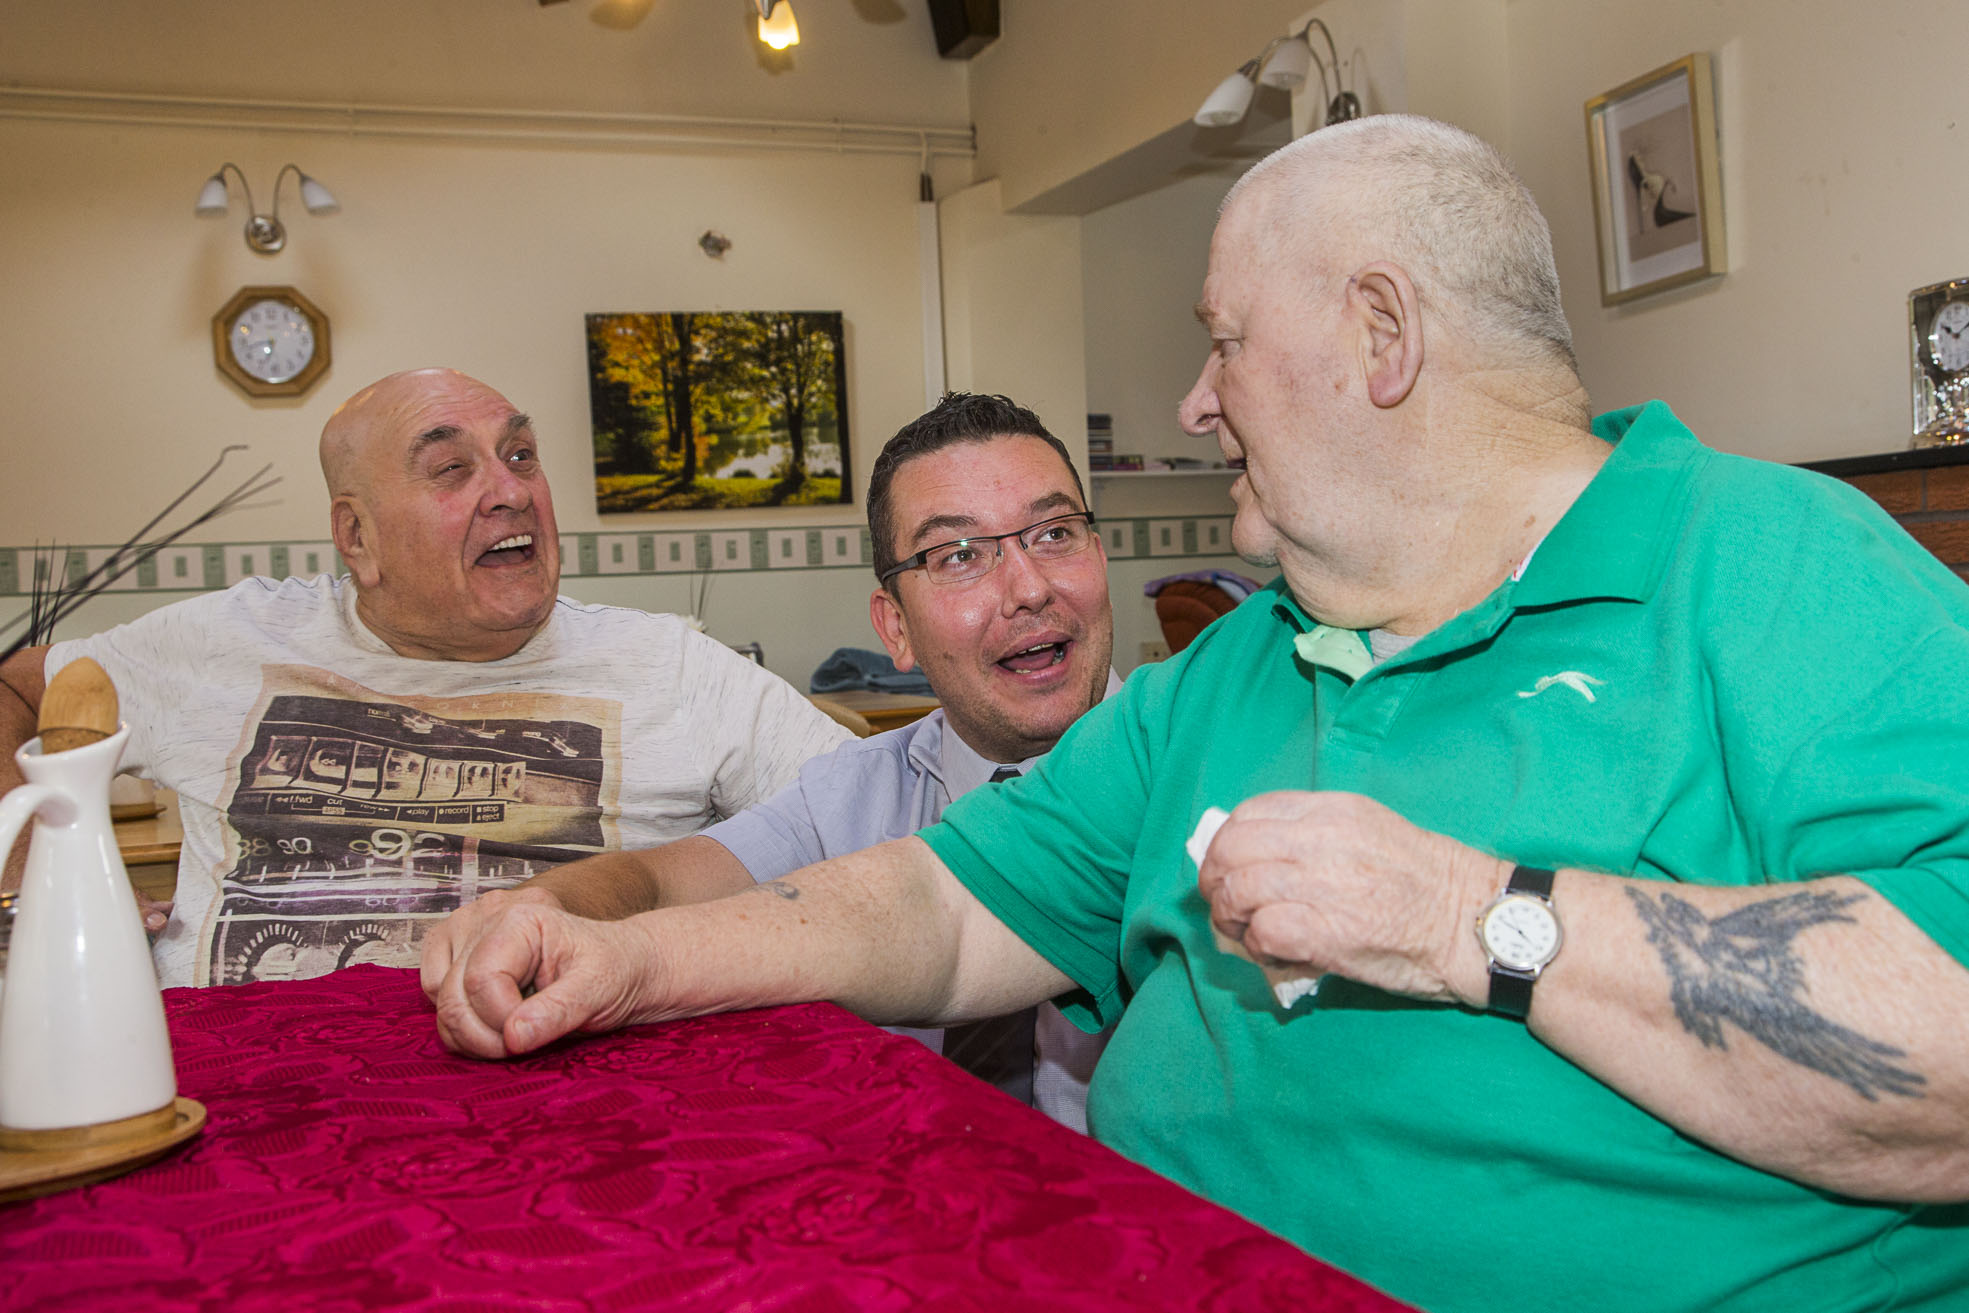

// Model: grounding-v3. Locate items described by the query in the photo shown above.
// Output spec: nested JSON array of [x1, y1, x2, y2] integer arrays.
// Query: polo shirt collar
[[1506, 399, 1704, 609], [1269, 400, 1706, 672]]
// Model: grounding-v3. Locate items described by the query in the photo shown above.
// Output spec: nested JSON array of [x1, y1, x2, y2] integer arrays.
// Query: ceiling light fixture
[[194, 163, 339, 255], [1196, 19, 1362, 129], [755, 0, 799, 51]]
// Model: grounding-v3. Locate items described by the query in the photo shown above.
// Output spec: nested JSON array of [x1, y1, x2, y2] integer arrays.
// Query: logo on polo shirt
[[1517, 671, 1605, 703]]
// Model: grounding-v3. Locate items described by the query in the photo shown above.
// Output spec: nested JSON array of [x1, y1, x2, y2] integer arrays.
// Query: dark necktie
[[943, 765, 1039, 1105]]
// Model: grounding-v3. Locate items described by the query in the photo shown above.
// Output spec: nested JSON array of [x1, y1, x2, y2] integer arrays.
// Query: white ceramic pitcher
[[0, 726, 176, 1131]]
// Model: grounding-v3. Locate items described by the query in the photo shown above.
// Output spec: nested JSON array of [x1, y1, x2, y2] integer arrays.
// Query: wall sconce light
[[1194, 19, 1362, 129], [193, 163, 340, 255], [1195, 59, 1262, 128], [755, 0, 799, 50]]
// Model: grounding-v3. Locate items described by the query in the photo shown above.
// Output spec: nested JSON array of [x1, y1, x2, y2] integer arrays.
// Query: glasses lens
[[1022, 514, 1092, 558], [924, 541, 995, 583], [914, 514, 1093, 585]]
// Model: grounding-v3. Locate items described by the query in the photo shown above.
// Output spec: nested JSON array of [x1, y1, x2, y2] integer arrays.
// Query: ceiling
[[0, 0, 973, 129]]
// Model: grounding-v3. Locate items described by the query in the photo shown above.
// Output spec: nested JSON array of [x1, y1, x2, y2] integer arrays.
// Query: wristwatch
[[1476, 865, 1562, 1021]]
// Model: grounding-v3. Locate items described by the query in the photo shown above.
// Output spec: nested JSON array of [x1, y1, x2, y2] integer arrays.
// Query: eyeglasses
[[879, 511, 1099, 587]]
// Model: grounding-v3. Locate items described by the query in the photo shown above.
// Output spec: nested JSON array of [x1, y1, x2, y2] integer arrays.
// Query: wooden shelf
[[1798, 443, 1969, 478]]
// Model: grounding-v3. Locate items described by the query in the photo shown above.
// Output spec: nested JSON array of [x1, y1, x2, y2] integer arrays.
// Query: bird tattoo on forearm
[[1625, 885, 1925, 1101]]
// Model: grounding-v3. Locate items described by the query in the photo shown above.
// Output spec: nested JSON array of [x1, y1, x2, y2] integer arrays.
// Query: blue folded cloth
[[809, 647, 934, 695]]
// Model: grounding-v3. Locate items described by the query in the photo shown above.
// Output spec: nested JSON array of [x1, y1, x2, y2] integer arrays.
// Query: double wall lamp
[[194, 163, 340, 255], [1194, 18, 1362, 129]]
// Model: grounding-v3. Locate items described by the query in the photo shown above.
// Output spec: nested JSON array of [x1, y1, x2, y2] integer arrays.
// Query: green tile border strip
[[0, 517, 1239, 598]]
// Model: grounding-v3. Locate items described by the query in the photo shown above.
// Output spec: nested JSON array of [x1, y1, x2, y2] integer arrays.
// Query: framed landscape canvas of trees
[[586, 310, 850, 512]]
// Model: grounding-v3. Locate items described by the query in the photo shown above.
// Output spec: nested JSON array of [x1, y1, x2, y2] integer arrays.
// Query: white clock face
[[1483, 897, 1560, 971], [229, 297, 316, 384], [1932, 300, 1969, 374]]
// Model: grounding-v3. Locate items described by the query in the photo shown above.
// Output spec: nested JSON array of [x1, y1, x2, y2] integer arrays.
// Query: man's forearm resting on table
[[528, 835, 754, 919], [1523, 869, 1969, 1202], [431, 835, 1073, 1059], [418, 835, 753, 997]]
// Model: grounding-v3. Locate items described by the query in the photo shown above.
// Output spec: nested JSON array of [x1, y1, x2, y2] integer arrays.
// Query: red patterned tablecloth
[[0, 966, 1407, 1311]]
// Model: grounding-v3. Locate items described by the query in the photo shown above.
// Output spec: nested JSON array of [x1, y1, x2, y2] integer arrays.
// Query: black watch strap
[[1487, 965, 1536, 1021], [1485, 865, 1557, 1021], [1508, 864, 1555, 899]]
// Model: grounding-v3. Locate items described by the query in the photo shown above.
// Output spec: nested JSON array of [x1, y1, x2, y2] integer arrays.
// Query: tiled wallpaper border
[[0, 516, 1239, 598]]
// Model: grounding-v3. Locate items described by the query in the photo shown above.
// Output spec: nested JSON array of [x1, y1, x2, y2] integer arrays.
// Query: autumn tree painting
[[586, 310, 850, 512]]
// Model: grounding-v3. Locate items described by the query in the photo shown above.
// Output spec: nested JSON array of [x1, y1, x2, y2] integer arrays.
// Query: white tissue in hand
[[1186, 807, 1320, 1009], [1186, 807, 1230, 868], [1269, 973, 1321, 1008]]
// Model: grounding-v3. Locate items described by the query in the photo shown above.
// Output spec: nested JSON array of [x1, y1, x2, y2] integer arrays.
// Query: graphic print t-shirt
[[209, 671, 620, 985], [49, 576, 850, 987]]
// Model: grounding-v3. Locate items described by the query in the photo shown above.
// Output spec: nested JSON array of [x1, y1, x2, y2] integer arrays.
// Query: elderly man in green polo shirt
[[429, 117, 1969, 1312]]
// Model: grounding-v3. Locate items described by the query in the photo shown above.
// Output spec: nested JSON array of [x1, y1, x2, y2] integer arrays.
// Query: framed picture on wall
[[1584, 53, 1727, 306], [585, 310, 851, 513]]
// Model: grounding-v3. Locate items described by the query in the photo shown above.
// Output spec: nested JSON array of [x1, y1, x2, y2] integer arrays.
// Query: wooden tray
[[0, 1098, 206, 1205]]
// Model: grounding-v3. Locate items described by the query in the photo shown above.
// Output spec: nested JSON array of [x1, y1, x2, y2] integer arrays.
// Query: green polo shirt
[[923, 402, 1969, 1312]]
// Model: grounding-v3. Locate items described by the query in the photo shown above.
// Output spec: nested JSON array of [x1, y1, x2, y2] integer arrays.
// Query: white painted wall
[[1505, 0, 1969, 461], [977, 0, 1965, 463], [1080, 171, 1254, 670], [0, 1, 976, 687], [1081, 171, 1233, 468], [937, 177, 1091, 471], [1, 113, 950, 687], [969, 0, 1316, 211]]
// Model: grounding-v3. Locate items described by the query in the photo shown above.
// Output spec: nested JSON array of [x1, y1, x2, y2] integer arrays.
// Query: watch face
[[1482, 895, 1561, 971], [1932, 300, 1969, 374], [228, 297, 316, 384]]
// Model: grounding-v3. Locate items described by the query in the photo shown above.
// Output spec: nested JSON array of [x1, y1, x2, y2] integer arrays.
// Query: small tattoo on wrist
[[755, 879, 801, 901]]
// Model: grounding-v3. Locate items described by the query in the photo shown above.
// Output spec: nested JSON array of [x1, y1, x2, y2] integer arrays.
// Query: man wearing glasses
[[425, 392, 1116, 1127]]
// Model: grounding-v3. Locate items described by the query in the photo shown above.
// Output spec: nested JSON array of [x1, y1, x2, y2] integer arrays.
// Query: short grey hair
[[1226, 115, 1577, 372]]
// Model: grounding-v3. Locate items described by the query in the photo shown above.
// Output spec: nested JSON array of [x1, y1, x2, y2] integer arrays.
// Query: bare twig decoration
[[0, 446, 281, 663], [691, 561, 713, 624]]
